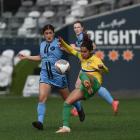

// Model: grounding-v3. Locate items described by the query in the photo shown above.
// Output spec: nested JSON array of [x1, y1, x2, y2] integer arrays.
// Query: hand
[[58, 36, 63, 48], [98, 64, 104, 69], [58, 36, 63, 41], [70, 44, 76, 48], [18, 53, 27, 60]]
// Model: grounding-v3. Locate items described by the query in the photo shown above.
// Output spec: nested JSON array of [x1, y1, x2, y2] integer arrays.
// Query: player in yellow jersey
[[72, 21, 119, 116], [56, 37, 116, 133]]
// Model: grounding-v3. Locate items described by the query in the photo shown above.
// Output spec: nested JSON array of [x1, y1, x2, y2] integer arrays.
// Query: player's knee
[[64, 101, 70, 106], [75, 78, 81, 88], [38, 95, 47, 103], [75, 83, 80, 88], [64, 99, 72, 105]]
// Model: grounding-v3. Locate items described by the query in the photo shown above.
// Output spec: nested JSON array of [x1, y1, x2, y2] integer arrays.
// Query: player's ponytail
[[83, 33, 90, 42], [81, 38, 93, 52]]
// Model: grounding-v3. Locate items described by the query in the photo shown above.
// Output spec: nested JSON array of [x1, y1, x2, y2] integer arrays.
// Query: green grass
[[0, 96, 140, 140]]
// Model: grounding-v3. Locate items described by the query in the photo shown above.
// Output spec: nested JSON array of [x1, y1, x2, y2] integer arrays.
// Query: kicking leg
[[75, 74, 81, 89], [79, 72, 94, 95], [98, 87, 113, 104]]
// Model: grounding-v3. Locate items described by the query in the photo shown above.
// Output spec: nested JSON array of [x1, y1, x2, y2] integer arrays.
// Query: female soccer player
[[71, 21, 119, 114], [18, 24, 84, 130], [56, 37, 118, 133]]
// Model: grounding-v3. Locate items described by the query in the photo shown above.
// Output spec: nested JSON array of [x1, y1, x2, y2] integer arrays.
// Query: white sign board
[[23, 75, 40, 97]]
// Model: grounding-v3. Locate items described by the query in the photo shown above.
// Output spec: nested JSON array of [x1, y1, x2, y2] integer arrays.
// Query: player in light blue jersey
[[19, 24, 85, 130], [71, 21, 119, 114]]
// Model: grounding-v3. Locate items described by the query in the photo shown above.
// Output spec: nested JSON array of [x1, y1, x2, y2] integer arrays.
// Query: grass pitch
[[0, 96, 140, 140]]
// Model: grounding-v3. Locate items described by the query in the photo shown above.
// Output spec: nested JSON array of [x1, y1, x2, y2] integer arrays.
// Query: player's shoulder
[[53, 37, 59, 43], [91, 54, 101, 61], [91, 54, 98, 59], [40, 40, 46, 46], [51, 38, 59, 46]]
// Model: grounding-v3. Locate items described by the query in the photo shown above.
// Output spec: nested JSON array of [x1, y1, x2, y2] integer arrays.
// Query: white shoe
[[56, 126, 71, 133]]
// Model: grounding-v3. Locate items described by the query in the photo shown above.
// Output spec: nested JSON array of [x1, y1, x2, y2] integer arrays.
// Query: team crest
[[87, 61, 92, 66], [50, 46, 55, 51]]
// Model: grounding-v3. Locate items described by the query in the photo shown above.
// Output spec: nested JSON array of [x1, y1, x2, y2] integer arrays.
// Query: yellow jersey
[[60, 39, 109, 84]]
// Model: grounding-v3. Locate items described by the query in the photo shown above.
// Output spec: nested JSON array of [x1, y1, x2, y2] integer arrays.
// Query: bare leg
[[75, 76, 81, 88], [59, 88, 81, 115], [39, 83, 51, 102], [65, 89, 84, 104], [58, 88, 69, 100]]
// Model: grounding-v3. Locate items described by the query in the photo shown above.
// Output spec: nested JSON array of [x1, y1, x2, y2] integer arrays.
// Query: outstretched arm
[[71, 44, 81, 52], [59, 38, 80, 58], [18, 54, 41, 61]]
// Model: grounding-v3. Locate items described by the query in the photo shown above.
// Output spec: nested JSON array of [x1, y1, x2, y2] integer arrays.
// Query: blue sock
[[73, 101, 81, 111], [98, 87, 114, 104], [37, 102, 46, 123]]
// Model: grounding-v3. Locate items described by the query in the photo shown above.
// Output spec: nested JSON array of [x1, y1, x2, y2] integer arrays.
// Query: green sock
[[63, 102, 72, 127]]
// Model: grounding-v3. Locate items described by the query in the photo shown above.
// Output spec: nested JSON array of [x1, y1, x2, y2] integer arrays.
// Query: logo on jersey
[[87, 61, 92, 67], [50, 46, 55, 51]]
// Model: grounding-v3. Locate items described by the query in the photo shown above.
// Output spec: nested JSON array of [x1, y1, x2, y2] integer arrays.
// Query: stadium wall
[[0, 38, 40, 55]]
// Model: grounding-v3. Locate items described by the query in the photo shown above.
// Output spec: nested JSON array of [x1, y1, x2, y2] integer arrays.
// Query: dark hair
[[83, 33, 90, 42], [81, 38, 93, 52], [73, 20, 84, 27], [42, 24, 55, 34]]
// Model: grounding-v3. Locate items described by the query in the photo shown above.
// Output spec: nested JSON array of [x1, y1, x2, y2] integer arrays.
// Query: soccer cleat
[[112, 99, 119, 115], [71, 107, 78, 116], [78, 106, 85, 122], [56, 126, 71, 133], [32, 121, 43, 130]]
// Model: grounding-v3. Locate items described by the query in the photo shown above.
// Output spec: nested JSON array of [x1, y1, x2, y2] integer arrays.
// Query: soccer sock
[[63, 102, 72, 127], [98, 87, 113, 104], [73, 101, 82, 111], [37, 102, 46, 123]]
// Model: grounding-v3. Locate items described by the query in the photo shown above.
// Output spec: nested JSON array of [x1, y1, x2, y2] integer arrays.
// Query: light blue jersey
[[36, 38, 82, 126], [39, 38, 67, 88], [75, 32, 84, 48]]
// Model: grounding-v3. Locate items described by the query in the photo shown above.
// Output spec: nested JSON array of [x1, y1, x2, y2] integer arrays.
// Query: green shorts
[[80, 77, 101, 99]]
